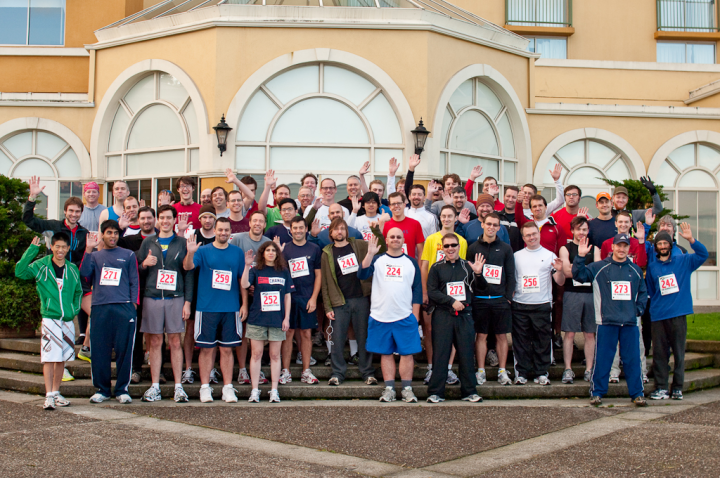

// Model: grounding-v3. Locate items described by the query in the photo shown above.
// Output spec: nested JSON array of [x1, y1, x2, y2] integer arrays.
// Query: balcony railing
[[506, 0, 572, 27], [657, 0, 718, 32]]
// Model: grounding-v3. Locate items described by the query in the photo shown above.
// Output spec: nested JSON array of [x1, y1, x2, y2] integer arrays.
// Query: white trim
[[527, 102, 720, 119], [430, 64, 533, 184], [686, 79, 720, 105], [0, 47, 88, 57], [0, 92, 91, 108], [648, 130, 720, 180], [536, 58, 720, 72], [533, 128, 646, 185]]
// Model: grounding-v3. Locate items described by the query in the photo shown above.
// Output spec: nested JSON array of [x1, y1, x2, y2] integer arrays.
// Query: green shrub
[[0, 277, 41, 331]]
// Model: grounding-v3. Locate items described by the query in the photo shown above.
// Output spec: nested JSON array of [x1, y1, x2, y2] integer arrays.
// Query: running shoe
[[248, 388, 261, 403], [553, 333, 563, 349], [144, 351, 150, 364], [158, 372, 167, 385], [279, 369, 292, 385], [650, 389, 670, 400], [209, 368, 221, 384], [54, 393, 70, 407], [590, 395, 602, 406], [130, 371, 142, 384], [324, 355, 332, 367], [117, 394, 133, 404], [89, 393, 110, 404], [312, 332, 323, 346], [269, 389, 281, 403], [379, 387, 396, 402], [237, 368, 250, 385], [365, 376, 378, 385], [486, 349, 499, 367], [461, 394, 483, 403], [609, 376, 620, 384], [446, 370, 459, 385], [562, 369, 574, 384], [642, 374, 649, 384], [301, 369, 319, 384], [44, 395, 55, 410], [181, 368, 195, 384], [350, 354, 359, 365], [78, 346, 91, 363], [426, 395, 445, 403], [633, 396, 648, 407], [62, 368, 74, 382], [328, 376, 340, 386], [672, 390, 683, 400], [513, 375, 527, 385], [584, 370, 592, 382], [174, 387, 189, 403], [423, 367, 432, 385], [497, 369, 512, 386], [535, 375, 551, 386], [142, 387, 162, 402], [401, 387, 417, 403], [258, 371, 269, 385], [475, 369, 486, 386], [75, 334, 86, 346], [295, 352, 317, 366], [222, 385, 238, 403], [199, 386, 214, 403]]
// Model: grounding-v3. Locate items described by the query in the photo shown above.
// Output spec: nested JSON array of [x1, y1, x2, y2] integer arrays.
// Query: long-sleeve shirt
[[515, 211, 567, 255], [467, 237, 516, 301], [427, 259, 486, 314], [600, 236, 647, 268], [80, 247, 139, 306]]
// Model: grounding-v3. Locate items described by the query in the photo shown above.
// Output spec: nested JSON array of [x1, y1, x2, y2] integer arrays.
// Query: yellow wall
[[0, 57, 89, 93]]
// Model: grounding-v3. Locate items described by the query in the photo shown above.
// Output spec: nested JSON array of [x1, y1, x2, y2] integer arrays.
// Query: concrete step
[[1, 368, 719, 400]]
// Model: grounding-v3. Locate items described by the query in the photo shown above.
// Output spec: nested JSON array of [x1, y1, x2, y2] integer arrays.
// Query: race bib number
[[212, 270, 232, 290], [447, 281, 466, 301], [612, 281, 631, 300], [362, 231, 374, 241], [261, 291, 281, 312], [56, 278, 63, 292], [402, 243, 408, 255], [384, 264, 403, 282], [483, 264, 502, 285], [289, 257, 309, 278], [100, 267, 122, 286], [156, 270, 177, 291], [573, 279, 591, 287], [522, 275, 539, 293], [436, 249, 445, 263], [659, 274, 679, 296], [338, 253, 359, 275]]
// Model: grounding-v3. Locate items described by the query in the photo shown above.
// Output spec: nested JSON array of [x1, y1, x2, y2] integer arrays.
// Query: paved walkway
[[1, 389, 719, 477]]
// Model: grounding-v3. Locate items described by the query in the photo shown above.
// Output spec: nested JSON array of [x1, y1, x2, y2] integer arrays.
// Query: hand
[[359, 161, 370, 176], [423, 292, 428, 305], [458, 208, 470, 224], [225, 168, 238, 184], [645, 209, 656, 226], [366, 234, 381, 256], [452, 301, 465, 312], [389, 157, 400, 176], [635, 221, 646, 243], [679, 222, 694, 243], [282, 317, 290, 332], [245, 249, 256, 266], [310, 218, 321, 237], [86, 232, 100, 251], [378, 212, 391, 227], [552, 257, 563, 270], [640, 176, 657, 195], [427, 180, 440, 196], [577, 207, 589, 219], [351, 195, 361, 214], [469, 165, 483, 182], [326, 311, 335, 321], [442, 192, 452, 205], [273, 236, 286, 252], [182, 302, 191, 321], [487, 183, 499, 197], [30, 236, 41, 247], [158, 190, 173, 206], [143, 250, 158, 268], [312, 197, 322, 210], [265, 169, 277, 190], [577, 237, 592, 257], [240, 306, 248, 322], [139, 199, 146, 208], [470, 253, 486, 274], [516, 190, 526, 206], [177, 212, 190, 235], [118, 212, 130, 230], [186, 234, 200, 253], [306, 297, 317, 314], [408, 154, 420, 172], [28, 176, 45, 200], [550, 163, 562, 182]]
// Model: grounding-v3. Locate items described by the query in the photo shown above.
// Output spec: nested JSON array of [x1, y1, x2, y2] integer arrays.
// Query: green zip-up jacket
[[320, 237, 372, 313], [15, 244, 82, 322]]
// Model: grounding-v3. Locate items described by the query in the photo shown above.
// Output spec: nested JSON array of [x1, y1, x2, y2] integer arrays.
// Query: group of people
[[17, 153, 705, 409]]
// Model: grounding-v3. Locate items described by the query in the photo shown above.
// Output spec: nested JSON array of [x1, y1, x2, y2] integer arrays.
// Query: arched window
[[234, 63, 404, 188], [656, 142, 718, 301], [439, 77, 517, 195]]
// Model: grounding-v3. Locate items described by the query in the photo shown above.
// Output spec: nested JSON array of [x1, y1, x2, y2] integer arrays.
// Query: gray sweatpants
[[651, 315, 687, 392], [610, 323, 647, 378], [329, 297, 374, 382]]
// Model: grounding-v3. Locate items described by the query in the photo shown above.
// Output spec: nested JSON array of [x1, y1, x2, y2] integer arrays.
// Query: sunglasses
[[443, 243, 459, 248]]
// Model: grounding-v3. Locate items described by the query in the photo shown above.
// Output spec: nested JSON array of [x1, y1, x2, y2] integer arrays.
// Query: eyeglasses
[[228, 199, 243, 203], [179, 185, 193, 190], [389, 202, 404, 207], [443, 243, 459, 248], [320, 187, 336, 191], [280, 207, 295, 213], [565, 193, 579, 198]]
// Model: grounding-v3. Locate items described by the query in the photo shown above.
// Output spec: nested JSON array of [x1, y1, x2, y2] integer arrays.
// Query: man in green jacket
[[16, 233, 82, 410]]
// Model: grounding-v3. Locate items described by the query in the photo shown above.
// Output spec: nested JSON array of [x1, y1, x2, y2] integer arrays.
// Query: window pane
[[271, 98, 368, 144], [659, 160, 679, 187], [555, 140, 584, 169], [323, 66, 376, 105], [0, 150, 13, 175], [127, 104, 185, 150], [140, 179, 153, 209], [182, 101, 198, 145], [697, 191, 717, 265], [449, 79, 473, 113], [156, 178, 171, 200], [127, 150, 185, 176], [679, 169, 715, 187], [439, 152, 446, 176], [236, 146, 266, 170], [496, 113, 515, 158], [688, 43, 715, 64], [543, 157, 567, 183], [189, 148, 199, 172], [657, 42, 686, 63], [55, 148, 80, 177], [449, 110, 498, 155], [124, 74, 155, 114], [266, 65, 319, 104], [526, 37, 536, 52], [504, 161, 516, 183], [36, 131, 66, 160], [59, 180, 80, 220], [606, 159, 630, 181], [450, 153, 498, 181], [566, 166, 606, 185], [270, 147, 368, 171], [374, 149, 404, 173], [588, 141, 616, 169], [28, 0, 64, 46], [236, 91, 279, 142], [108, 106, 130, 152], [663, 190, 674, 211], [127, 180, 139, 200], [362, 93, 402, 144], [535, 37, 567, 59], [668, 144, 695, 170], [107, 156, 122, 177], [678, 191, 698, 258], [14, 158, 54, 177], [158, 73, 189, 109], [0, 0, 28, 45], [4, 132, 32, 159], [440, 107, 453, 148], [697, 270, 717, 300], [476, 82, 503, 119], [698, 144, 720, 171]]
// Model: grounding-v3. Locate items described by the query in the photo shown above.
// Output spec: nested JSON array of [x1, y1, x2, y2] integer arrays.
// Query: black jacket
[[23, 200, 89, 268], [427, 259, 486, 314], [467, 237, 516, 301], [136, 235, 194, 301], [496, 209, 523, 253]]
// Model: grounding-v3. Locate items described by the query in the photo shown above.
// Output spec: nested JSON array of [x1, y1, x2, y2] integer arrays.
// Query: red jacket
[[600, 237, 647, 268], [516, 209, 567, 255], [464, 179, 504, 211]]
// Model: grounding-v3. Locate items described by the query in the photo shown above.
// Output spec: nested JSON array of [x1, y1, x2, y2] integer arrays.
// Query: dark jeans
[[91, 303, 136, 398], [512, 302, 552, 378], [651, 316, 687, 392], [427, 309, 477, 399], [330, 297, 374, 382]]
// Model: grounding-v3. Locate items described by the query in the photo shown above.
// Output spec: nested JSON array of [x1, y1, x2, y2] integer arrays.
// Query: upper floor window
[[506, 0, 572, 27], [657, 41, 715, 63], [657, 0, 717, 32], [526, 36, 567, 59], [0, 0, 65, 46]]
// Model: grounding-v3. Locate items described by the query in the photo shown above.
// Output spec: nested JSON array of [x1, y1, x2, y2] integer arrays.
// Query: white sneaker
[[258, 370, 269, 384], [446, 369, 459, 385], [269, 389, 281, 403], [237, 368, 250, 384], [89, 393, 111, 404], [295, 352, 317, 366], [535, 375, 551, 386], [181, 368, 195, 384], [174, 387, 189, 403], [423, 367, 432, 385], [209, 368, 221, 384], [401, 386, 417, 403], [301, 369, 319, 384], [142, 386, 162, 402], [199, 386, 214, 403], [43, 395, 55, 410], [278, 368, 292, 385], [53, 393, 70, 407], [379, 387, 396, 402], [62, 368, 74, 382], [486, 349, 499, 367], [117, 394, 132, 404], [476, 369, 486, 385], [222, 385, 238, 403], [497, 369, 512, 386], [248, 388, 261, 403]]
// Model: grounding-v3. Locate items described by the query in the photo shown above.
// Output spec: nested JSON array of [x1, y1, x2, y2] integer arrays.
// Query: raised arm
[[544, 164, 565, 216], [257, 169, 275, 213], [15, 238, 42, 280], [225, 168, 257, 205], [358, 161, 371, 194]]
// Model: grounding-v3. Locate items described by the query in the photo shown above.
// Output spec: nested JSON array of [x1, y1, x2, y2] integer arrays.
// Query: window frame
[[656, 40, 716, 64], [524, 35, 568, 59], [0, 0, 66, 47]]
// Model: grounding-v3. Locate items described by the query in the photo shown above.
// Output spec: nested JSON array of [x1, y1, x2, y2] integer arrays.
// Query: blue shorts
[[194, 311, 242, 348], [366, 315, 422, 356], [289, 297, 318, 330]]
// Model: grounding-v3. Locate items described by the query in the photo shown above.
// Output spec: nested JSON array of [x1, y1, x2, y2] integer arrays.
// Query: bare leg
[[269, 341, 282, 388], [44, 362, 64, 393], [496, 334, 509, 369], [380, 355, 397, 382], [300, 329, 313, 370], [236, 338, 249, 370], [423, 312, 433, 364], [476, 333, 488, 369], [281, 329, 295, 371], [167, 333, 183, 384], [249, 339, 264, 389], [449, 346, 456, 366], [218, 347, 233, 386], [147, 333, 163, 383], [52, 362, 64, 392], [82, 294, 92, 347], [563, 332, 575, 370], [399, 355, 414, 381], [198, 348, 214, 384], [183, 320, 194, 370], [583, 332, 596, 371]]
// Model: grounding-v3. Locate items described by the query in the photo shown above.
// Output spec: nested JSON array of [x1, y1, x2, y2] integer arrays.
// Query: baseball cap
[[613, 186, 629, 197], [613, 233, 630, 245], [596, 192, 611, 202]]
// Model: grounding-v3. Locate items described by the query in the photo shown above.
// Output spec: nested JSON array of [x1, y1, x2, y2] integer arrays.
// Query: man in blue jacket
[[573, 233, 648, 407], [646, 224, 707, 401]]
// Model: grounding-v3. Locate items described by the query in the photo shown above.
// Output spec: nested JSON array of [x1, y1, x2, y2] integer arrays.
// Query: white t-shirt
[[406, 206, 439, 239], [366, 253, 422, 323], [349, 213, 380, 241], [303, 203, 349, 230], [513, 246, 557, 305]]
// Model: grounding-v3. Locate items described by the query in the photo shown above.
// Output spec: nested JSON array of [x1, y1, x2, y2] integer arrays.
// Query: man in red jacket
[[600, 211, 647, 267]]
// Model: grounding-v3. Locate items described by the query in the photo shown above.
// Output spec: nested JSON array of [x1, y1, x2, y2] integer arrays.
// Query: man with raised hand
[[384, 192, 424, 259], [267, 198, 301, 245], [403, 154, 438, 237], [98, 180, 130, 224], [463, 166, 504, 211], [427, 173, 477, 217], [467, 213, 516, 387], [587, 192, 616, 248], [184, 217, 248, 403], [309, 202, 367, 249], [457, 193, 510, 245], [573, 233, 648, 407], [426, 233, 486, 403], [304, 177, 349, 230], [517, 164, 564, 219], [79, 181, 106, 232], [81, 220, 139, 404], [497, 186, 523, 253], [347, 192, 385, 243], [171, 177, 202, 232], [359, 230, 423, 403], [136, 205, 194, 403], [552, 185, 590, 241], [360, 157, 398, 212], [612, 177, 663, 224], [338, 167, 367, 216], [321, 217, 377, 386], [118, 196, 141, 236], [646, 223, 707, 401], [600, 211, 647, 267]]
